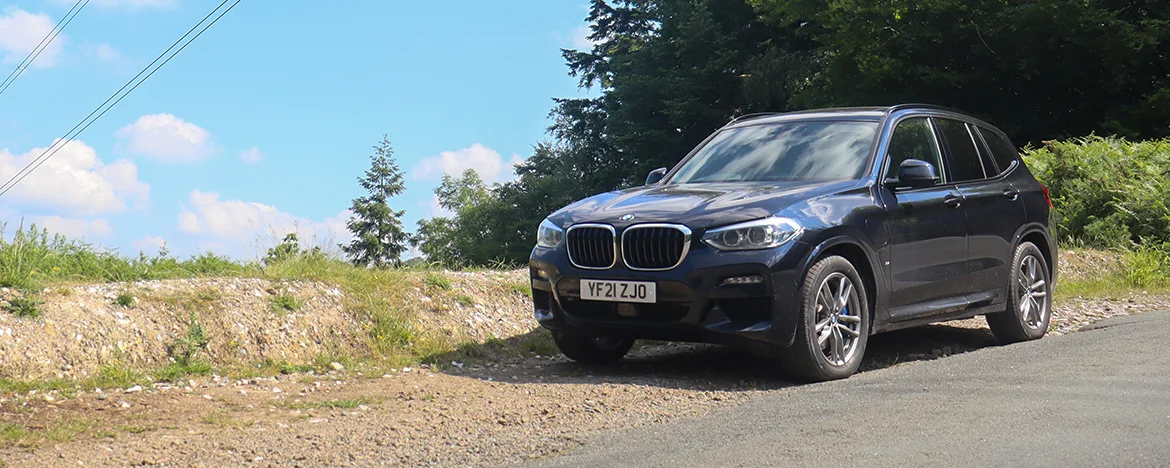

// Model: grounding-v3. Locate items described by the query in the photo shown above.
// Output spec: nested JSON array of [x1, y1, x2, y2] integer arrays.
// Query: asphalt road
[[535, 311, 1170, 468]]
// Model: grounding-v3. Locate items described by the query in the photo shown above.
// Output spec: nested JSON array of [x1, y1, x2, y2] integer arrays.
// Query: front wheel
[[779, 255, 870, 382], [552, 331, 634, 364], [987, 242, 1051, 343]]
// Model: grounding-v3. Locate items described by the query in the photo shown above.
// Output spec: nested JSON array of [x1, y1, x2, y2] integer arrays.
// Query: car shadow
[[438, 322, 1001, 392]]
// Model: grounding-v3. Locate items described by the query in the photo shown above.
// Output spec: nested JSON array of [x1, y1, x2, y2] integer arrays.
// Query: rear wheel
[[780, 255, 870, 382], [552, 331, 634, 364], [987, 242, 1051, 343]]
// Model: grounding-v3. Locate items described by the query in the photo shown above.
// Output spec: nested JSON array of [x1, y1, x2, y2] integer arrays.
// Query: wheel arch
[[799, 236, 884, 332], [1014, 224, 1057, 286]]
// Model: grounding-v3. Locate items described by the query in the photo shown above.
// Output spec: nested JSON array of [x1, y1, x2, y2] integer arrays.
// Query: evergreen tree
[[342, 135, 410, 268]]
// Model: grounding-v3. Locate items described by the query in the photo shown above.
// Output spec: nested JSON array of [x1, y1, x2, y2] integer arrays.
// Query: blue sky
[[0, 0, 596, 258]]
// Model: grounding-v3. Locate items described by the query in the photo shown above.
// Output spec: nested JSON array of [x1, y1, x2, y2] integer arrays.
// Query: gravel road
[[1, 292, 1166, 466], [538, 310, 1170, 468]]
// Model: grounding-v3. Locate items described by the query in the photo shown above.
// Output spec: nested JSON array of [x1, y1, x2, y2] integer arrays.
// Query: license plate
[[580, 279, 656, 303]]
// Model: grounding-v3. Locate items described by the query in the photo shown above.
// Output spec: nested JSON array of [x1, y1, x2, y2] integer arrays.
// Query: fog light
[[722, 275, 764, 286], [532, 268, 549, 279]]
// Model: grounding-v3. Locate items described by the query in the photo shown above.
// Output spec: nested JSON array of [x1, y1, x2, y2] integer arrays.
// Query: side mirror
[[885, 159, 940, 189], [645, 167, 668, 185]]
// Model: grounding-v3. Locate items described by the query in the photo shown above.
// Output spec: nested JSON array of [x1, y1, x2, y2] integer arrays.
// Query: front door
[[880, 117, 970, 320]]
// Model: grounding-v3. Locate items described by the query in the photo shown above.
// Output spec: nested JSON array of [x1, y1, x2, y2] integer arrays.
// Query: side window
[[968, 123, 1000, 174], [885, 117, 944, 183], [935, 118, 985, 182], [978, 126, 1020, 174]]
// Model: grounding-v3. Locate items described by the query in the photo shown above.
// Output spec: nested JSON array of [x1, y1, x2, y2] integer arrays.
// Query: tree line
[[344, 0, 1170, 268]]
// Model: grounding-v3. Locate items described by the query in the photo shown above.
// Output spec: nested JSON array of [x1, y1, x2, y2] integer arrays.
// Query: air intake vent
[[567, 225, 616, 269], [622, 225, 691, 271]]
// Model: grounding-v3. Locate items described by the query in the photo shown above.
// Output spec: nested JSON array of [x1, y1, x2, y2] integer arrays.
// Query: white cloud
[[570, 25, 596, 50], [51, 0, 178, 10], [177, 189, 352, 246], [0, 9, 66, 68], [0, 139, 149, 216], [82, 42, 121, 62], [239, 147, 263, 164], [131, 235, 166, 254], [411, 143, 522, 182], [116, 114, 216, 164], [418, 194, 453, 218], [34, 216, 112, 239]]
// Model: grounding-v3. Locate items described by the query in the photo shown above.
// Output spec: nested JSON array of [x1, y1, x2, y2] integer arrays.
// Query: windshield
[[667, 121, 878, 184]]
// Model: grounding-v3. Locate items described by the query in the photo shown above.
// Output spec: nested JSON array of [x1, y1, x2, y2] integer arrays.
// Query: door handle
[[944, 195, 962, 209], [1003, 189, 1020, 201]]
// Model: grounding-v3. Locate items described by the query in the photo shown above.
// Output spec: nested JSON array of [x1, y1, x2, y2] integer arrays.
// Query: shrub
[[1024, 136, 1170, 247]]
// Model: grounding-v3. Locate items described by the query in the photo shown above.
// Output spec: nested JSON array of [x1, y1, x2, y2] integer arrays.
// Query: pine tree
[[342, 135, 410, 268]]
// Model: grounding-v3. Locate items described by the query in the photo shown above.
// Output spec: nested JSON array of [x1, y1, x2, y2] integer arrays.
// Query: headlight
[[536, 218, 564, 248], [702, 217, 802, 251]]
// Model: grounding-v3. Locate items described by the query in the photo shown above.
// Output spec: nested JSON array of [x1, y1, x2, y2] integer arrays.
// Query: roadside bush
[[1024, 136, 1170, 247]]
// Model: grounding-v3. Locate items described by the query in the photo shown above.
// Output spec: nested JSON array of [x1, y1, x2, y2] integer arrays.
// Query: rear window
[[978, 126, 1020, 174], [935, 118, 985, 182]]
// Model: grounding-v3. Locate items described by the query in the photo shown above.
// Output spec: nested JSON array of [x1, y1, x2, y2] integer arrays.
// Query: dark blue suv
[[529, 105, 1057, 382]]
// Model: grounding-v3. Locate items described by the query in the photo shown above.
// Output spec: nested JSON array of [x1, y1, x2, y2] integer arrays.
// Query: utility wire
[[0, 0, 242, 199], [0, 0, 90, 100]]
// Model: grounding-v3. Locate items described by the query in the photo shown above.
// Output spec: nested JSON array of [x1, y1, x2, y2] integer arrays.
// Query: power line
[[0, 0, 90, 100], [0, 0, 242, 200]]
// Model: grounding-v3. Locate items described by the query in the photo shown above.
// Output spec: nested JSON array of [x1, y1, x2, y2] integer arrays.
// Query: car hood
[[554, 180, 855, 229]]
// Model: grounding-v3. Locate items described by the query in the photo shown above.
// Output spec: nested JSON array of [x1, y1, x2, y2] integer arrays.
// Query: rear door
[[881, 117, 971, 319], [934, 118, 1026, 304]]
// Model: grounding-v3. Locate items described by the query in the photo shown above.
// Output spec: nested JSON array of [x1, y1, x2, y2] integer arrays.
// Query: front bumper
[[529, 240, 812, 353]]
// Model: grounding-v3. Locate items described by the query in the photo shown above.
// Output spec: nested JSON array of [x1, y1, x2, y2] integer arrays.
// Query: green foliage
[[0, 223, 253, 291], [423, 273, 451, 290], [269, 290, 304, 314], [1024, 136, 1170, 247], [154, 360, 212, 383], [342, 135, 411, 268], [113, 292, 134, 308], [454, 294, 474, 306], [168, 313, 210, 368], [749, 0, 1170, 143], [265, 233, 324, 266], [507, 282, 532, 297], [1124, 246, 1170, 288], [5, 295, 42, 318]]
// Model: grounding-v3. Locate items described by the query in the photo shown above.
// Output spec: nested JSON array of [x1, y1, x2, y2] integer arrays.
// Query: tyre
[[780, 255, 870, 382], [552, 331, 634, 364], [987, 242, 1051, 343]]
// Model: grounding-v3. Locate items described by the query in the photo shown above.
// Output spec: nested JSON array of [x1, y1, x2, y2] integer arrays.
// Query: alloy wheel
[[814, 272, 862, 366], [1018, 254, 1049, 329]]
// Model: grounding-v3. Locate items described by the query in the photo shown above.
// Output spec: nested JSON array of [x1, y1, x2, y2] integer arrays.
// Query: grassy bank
[[0, 225, 542, 393]]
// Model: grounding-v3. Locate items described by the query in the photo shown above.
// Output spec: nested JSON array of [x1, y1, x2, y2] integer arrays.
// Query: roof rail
[[728, 112, 779, 124]]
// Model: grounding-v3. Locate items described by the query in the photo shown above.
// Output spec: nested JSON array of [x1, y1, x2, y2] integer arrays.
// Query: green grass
[[506, 282, 532, 297], [1, 223, 249, 291], [113, 291, 134, 307], [154, 360, 213, 383], [455, 294, 474, 306], [423, 273, 452, 290], [1057, 247, 1170, 299], [4, 295, 42, 318], [269, 292, 304, 314], [282, 398, 371, 410]]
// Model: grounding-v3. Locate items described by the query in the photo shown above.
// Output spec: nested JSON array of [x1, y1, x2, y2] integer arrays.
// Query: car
[[528, 104, 1057, 382]]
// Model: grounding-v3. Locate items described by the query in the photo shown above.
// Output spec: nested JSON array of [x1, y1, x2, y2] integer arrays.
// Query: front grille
[[567, 225, 616, 269], [622, 225, 690, 270]]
